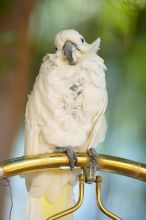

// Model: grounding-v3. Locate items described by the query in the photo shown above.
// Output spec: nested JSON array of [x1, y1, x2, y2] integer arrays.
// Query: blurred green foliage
[[0, 0, 13, 15]]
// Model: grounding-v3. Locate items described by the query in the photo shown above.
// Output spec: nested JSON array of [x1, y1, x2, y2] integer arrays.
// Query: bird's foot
[[54, 146, 77, 170], [83, 148, 98, 184]]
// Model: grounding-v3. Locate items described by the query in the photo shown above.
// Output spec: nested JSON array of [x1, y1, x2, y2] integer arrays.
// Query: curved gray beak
[[63, 41, 77, 65]]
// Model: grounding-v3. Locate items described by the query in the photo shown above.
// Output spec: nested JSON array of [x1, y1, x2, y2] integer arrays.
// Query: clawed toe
[[87, 148, 98, 167], [66, 147, 77, 170], [54, 146, 77, 170], [83, 148, 99, 183]]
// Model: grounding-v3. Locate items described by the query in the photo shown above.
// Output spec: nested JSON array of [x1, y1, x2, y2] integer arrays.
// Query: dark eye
[[55, 47, 57, 51], [81, 38, 84, 43]]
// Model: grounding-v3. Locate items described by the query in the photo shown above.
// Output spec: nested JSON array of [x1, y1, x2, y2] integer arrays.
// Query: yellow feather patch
[[41, 184, 71, 219]]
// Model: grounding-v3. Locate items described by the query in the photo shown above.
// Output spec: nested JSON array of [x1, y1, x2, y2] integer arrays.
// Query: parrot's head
[[55, 29, 100, 65]]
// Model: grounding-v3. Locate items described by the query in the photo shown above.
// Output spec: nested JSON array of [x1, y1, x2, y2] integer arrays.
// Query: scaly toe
[[54, 146, 77, 170]]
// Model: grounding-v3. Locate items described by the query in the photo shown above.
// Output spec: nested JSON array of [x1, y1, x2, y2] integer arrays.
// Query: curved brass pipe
[[96, 176, 122, 220], [0, 153, 146, 182], [47, 174, 85, 220]]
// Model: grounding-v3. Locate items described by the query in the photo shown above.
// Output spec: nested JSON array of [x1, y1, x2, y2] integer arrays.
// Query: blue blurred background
[[0, 0, 146, 219]]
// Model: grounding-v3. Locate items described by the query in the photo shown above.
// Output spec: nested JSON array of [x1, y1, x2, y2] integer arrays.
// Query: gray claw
[[67, 147, 77, 170], [87, 148, 98, 167], [83, 148, 98, 183], [54, 146, 77, 170], [83, 166, 97, 184], [88, 148, 98, 159]]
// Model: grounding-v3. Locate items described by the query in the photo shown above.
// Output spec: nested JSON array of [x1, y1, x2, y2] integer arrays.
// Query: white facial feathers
[[55, 29, 100, 54]]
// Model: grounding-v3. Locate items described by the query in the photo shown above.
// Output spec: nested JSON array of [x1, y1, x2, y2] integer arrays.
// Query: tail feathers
[[25, 195, 43, 220], [26, 183, 74, 220]]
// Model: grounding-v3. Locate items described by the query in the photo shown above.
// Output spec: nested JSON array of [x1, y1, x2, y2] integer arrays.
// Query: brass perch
[[0, 153, 146, 182], [0, 153, 146, 220], [96, 176, 122, 220], [47, 174, 85, 220]]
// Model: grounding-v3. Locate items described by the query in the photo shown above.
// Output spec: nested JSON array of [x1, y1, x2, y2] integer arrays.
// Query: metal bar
[[97, 154, 146, 181], [96, 176, 122, 220], [0, 153, 146, 182], [47, 174, 85, 220]]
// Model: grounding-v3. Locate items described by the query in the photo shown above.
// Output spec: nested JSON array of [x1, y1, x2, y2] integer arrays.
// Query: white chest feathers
[[25, 53, 107, 149]]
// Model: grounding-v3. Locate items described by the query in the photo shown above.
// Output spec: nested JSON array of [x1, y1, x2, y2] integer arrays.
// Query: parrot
[[24, 29, 108, 220]]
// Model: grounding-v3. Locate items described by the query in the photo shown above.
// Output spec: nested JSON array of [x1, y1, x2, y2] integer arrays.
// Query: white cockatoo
[[24, 29, 108, 220]]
